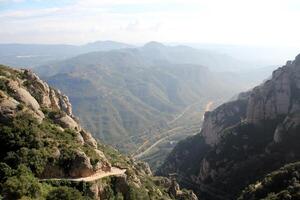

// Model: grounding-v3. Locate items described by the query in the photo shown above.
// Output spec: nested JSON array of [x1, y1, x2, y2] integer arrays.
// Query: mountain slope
[[239, 161, 300, 200], [0, 65, 197, 200], [158, 54, 300, 199], [35, 45, 247, 153]]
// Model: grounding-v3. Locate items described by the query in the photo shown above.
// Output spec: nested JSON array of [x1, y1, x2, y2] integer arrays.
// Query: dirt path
[[40, 167, 126, 182], [133, 127, 183, 159], [168, 103, 197, 125]]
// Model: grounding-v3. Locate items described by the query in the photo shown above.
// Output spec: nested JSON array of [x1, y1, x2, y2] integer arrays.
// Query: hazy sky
[[1, 0, 300, 46]]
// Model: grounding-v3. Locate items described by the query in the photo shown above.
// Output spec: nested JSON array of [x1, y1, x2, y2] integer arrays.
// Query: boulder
[[80, 130, 98, 148], [0, 91, 19, 122], [7, 80, 44, 120], [56, 115, 80, 131], [69, 151, 94, 178]]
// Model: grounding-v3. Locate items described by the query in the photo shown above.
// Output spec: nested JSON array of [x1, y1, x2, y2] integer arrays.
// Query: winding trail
[[168, 103, 197, 125], [40, 167, 126, 182], [133, 127, 183, 159]]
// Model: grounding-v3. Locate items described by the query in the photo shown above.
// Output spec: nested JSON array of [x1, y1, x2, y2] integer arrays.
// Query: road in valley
[[133, 127, 183, 159], [133, 101, 214, 159]]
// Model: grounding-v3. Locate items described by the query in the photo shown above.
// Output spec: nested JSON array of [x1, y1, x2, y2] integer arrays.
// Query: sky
[[1, 0, 300, 46]]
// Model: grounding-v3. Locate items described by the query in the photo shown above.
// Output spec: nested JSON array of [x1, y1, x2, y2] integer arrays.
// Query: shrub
[[46, 186, 84, 200], [2, 165, 42, 199]]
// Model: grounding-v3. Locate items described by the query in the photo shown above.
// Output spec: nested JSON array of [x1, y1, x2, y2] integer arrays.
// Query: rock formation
[[158, 54, 300, 200]]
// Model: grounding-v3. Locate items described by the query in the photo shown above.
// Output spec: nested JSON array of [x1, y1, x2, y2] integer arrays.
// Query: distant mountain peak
[[143, 41, 166, 48]]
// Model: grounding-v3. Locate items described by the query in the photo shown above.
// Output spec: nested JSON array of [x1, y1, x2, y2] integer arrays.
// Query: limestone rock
[[80, 130, 98, 148], [56, 115, 81, 131], [7, 80, 44, 120], [23, 69, 52, 107], [69, 151, 94, 178], [0, 91, 19, 122], [94, 149, 111, 172], [201, 99, 247, 146], [273, 124, 284, 143]]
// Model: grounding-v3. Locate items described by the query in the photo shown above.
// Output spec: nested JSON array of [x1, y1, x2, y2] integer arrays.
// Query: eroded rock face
[[23, 69, 52, 107], [247, 67, 291, 124], [0, 91, 19, 122], [0, 67, 111, 179], [80, 130, 98, 148], [201, 55, 300, 146], [201, 99, 248, 146], [159, 54, 300, 200], [69, 151, 94, 178], [22, 69, 73, 116], [56, 115, 81, 130], [7, 79, 45, 120]]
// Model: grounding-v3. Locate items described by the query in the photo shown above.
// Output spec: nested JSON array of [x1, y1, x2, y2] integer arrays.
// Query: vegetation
[[239, 162, 300, 200], [0, 65, 194, 200], [159, 115, 300, 200], [46, 187, 85, 200]]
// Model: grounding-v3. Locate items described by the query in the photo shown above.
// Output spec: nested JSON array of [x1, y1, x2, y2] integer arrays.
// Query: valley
[[1, 0, 300, 199], [36, 42, 254, 157], [132, 101, 216, 171]]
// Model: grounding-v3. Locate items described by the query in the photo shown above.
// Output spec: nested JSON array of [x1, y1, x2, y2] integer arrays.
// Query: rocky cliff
[[0, 65, 197, 200], [158, 54, 300, 200]]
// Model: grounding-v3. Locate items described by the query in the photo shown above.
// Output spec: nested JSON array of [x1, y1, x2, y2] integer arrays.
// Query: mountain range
[[34, 42, 261, 153], [0, 41, 133, 67]]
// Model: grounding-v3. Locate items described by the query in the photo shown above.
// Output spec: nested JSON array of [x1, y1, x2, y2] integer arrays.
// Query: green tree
[[2, 165, 42, 199]]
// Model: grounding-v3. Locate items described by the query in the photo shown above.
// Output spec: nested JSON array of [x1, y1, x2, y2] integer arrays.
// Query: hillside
[[35, 43, 255, 154], [0, 65, 197, 200], [239, 162, 300, 200], [158, 54, 300, 199]]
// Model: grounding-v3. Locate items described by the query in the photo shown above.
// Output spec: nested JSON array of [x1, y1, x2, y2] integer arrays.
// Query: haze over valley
[[1, 0, 300, 199]]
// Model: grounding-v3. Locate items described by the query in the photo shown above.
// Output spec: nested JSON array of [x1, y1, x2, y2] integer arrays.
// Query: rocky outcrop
[[7, 79, 45, 120], [0, 91, 19, 122], [159, 54, 300, 200], [56, 115, 80, 130], [201, 99, 248, 146], [80, 130, 98, 148], [69, 151, 94, 178], [200, 55, 300, 146], [0, 67, 111, 179], [247, 63, 292, 124]]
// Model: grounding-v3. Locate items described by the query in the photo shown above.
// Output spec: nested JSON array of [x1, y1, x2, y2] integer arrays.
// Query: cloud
[[0, 0, 25, 2], [0, 0, 300, 46]]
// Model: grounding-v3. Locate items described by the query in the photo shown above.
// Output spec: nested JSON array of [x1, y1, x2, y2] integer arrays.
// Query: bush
[[2, 165, 42, 199], [46, 186, 84, 200]]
